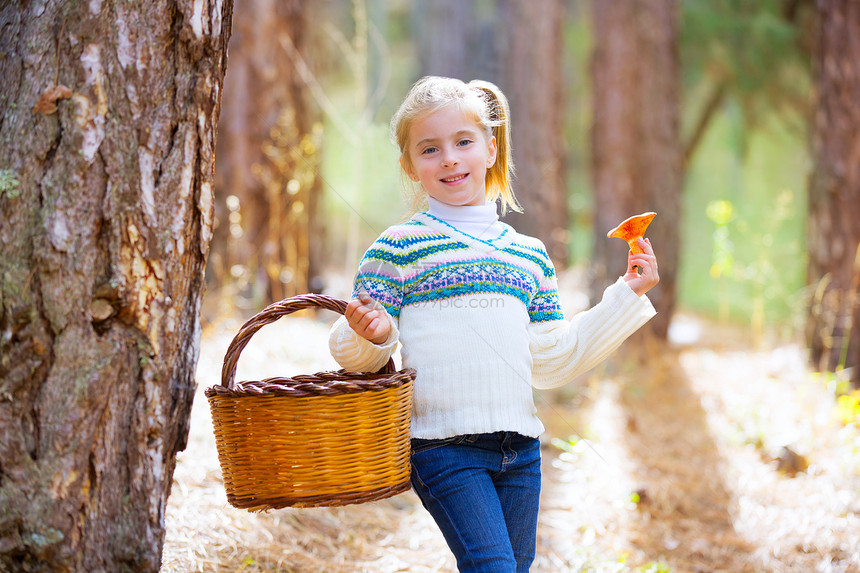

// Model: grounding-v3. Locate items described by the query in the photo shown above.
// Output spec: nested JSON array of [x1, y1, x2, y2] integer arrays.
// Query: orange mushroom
[[607, 212, 656, 273]]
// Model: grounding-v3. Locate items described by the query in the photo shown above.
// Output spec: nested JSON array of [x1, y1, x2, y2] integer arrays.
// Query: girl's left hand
[[624, 237, 659, 296]]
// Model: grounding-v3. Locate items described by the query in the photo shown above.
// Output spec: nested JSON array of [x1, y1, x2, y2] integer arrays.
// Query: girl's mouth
[[441, 174, 468, 184]]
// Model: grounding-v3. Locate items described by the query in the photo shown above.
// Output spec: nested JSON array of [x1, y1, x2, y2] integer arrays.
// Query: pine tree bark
[[0, 1, 232, 570], [806, 0, 860, 386], [413, 0, 477, 81], [499, 0, 569, 267], [590, 0, 681, 338]]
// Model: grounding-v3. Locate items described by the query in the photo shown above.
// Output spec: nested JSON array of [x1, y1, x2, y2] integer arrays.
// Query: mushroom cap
[[606, 212, 656, 254]]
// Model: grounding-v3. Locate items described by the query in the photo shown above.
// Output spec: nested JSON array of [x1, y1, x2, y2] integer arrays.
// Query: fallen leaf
[[776, 445, 809, 477]]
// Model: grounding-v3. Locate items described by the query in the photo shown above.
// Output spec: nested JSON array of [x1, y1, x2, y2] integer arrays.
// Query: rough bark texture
[[0, 1, 232, 571], [499, 0, 568, 267], [590, 0, 681, 338], [806, 0, 860, 386], [210, 0, 323, 305]]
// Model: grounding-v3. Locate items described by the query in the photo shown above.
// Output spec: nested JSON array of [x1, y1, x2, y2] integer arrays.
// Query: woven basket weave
[[205, 294, 415, 511]]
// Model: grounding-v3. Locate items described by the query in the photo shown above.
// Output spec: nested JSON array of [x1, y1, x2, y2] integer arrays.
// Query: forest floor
[[161, 275, 860, 573]]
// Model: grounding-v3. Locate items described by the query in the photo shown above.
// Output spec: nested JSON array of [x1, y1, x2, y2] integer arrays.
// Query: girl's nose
[[441, 148, 458, 167]]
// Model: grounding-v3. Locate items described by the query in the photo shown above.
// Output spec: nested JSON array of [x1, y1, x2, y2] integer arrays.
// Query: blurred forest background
[[173, 0, 857, 570], [203, 0, 859, 388]]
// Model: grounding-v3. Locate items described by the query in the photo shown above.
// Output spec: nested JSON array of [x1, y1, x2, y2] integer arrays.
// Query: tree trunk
[[210, 0, 323, 306], [590, 0, 681, 338], [499, 0, 568, 267], [806, 0, 860, 386], [413, 0, 478, 81], [0, 1, 232, 571], [413, 0, 569, 266]]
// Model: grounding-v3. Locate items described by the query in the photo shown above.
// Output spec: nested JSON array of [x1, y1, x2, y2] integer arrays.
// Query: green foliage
[[320, 106, 406, 259], [315, 2, 416, 269], [678, 5, 813, 334], [680, 107, 808, 334], [681, 0, 813, 134], [550, 435, 588, 455], [813, 370, 860, 427], [836, 391, 860, 427], [706, 199, 736, 280]]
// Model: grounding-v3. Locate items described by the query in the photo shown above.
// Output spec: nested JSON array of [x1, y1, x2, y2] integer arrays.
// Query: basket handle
[[220, 293, 396, 390]]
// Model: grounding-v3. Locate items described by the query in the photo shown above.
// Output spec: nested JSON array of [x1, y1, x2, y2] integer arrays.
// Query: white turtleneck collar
[[425, 197, 506, 242]]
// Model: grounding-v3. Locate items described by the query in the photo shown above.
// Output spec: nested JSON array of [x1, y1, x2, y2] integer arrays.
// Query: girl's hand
[[623, 238, 659, 296], [344, 293, 391, 345]]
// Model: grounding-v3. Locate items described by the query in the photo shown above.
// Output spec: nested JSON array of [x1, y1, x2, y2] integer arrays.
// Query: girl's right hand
[[344, 293, 391, 345]]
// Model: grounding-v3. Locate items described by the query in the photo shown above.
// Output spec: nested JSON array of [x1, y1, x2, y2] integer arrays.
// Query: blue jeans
[[410, 432, 541, 573]]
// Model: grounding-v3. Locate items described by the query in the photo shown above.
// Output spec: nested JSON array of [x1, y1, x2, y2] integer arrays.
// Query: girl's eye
[[457, 139, 473, 147], [421, 146, 438, 155]]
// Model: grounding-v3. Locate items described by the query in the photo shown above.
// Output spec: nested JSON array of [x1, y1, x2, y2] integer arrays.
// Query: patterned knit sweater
[[329, 199, 656, 439]]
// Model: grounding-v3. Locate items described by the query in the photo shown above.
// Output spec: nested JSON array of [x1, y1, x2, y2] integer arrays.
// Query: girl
[[329, 76, 659, 572]]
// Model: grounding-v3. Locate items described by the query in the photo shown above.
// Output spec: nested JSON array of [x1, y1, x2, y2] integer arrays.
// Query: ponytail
[[469, 80, 521, 215]]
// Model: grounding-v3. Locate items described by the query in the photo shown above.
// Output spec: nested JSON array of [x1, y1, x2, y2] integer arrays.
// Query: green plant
[[811, 369, 859, 427], [703, 184, 802, 339], [706, 199, 736, 321], [550, 435, 587, 454], [836, 390, 860, 426]]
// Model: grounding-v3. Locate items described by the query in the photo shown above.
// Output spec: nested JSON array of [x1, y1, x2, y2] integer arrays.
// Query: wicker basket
[[205, 294, 415, 511]]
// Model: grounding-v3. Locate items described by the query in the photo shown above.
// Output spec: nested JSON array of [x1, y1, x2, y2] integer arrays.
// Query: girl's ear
[[486, 135, 498, 168], [400, 156, 419, 182]]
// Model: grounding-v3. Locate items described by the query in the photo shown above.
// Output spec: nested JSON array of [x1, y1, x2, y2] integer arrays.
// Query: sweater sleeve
[[329, 312, 400, 372], [529, 277, 656, 389], [328, 230, 406, 372]]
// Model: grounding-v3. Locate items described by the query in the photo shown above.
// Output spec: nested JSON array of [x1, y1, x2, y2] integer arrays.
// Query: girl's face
[[401, 105, 497, 208]]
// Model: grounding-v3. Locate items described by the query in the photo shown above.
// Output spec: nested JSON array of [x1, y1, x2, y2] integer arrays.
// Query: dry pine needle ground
[[162, 283, 859, 572]]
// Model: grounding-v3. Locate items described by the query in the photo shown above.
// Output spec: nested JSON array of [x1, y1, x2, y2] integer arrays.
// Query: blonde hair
[[390, 76, 522, 215]]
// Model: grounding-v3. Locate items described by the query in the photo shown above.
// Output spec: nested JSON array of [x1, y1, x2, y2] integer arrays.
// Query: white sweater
[[329, 198, 656, 439]]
